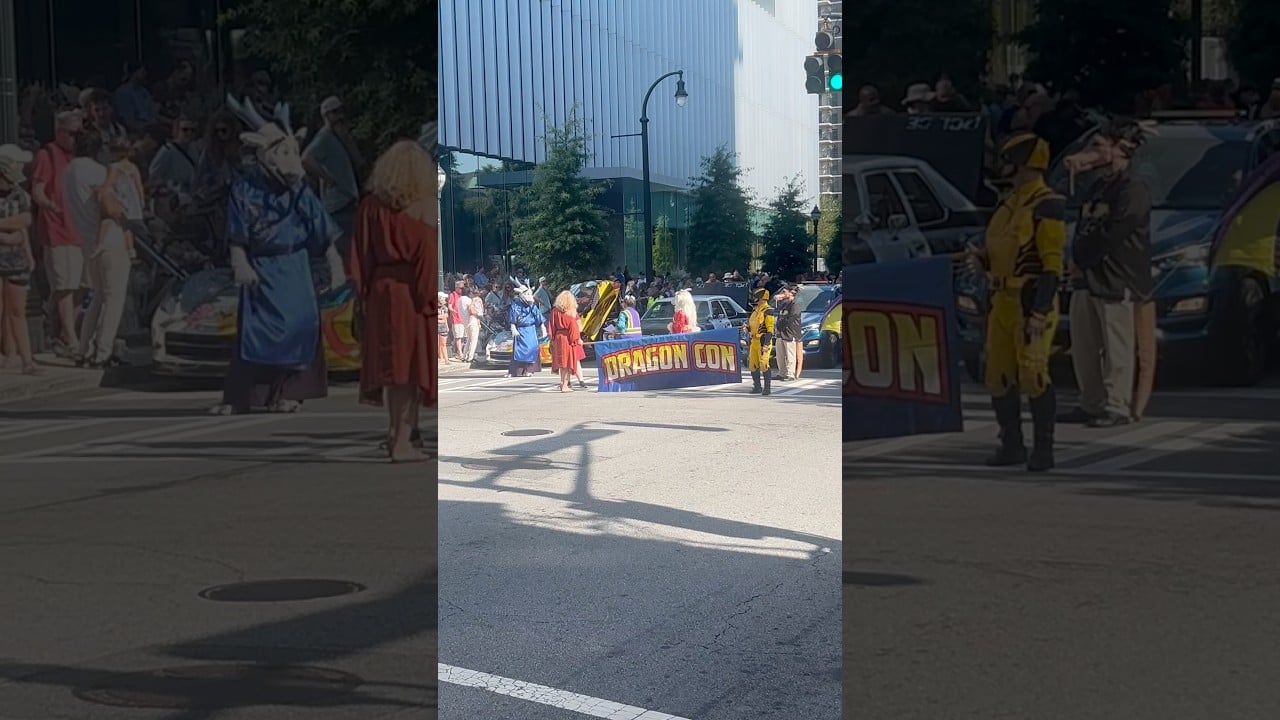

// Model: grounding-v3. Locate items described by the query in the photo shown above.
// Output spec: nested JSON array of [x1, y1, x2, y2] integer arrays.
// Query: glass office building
[[438, 0, 820, 275]]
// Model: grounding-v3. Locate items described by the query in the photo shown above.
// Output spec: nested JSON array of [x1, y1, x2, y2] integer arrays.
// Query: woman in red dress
[[348, 139, 437, 462], [668, 289, 698, 334], [549, 290, 581, 393]]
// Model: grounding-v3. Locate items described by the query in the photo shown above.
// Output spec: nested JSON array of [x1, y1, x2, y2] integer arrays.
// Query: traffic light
[[815, 30, 835, 51], [805, 56, 825, 94], [826, 54, 842, 92], [804, 54, 843, 94]]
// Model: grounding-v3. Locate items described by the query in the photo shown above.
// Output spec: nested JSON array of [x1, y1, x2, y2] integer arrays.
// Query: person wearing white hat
[[901, 83, 935, 114], [303, 94, 363, 257], [0, 145, 39, 374]]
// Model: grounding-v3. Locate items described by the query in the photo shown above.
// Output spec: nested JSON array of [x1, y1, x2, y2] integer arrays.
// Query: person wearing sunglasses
[[148, 114, 202, 201]]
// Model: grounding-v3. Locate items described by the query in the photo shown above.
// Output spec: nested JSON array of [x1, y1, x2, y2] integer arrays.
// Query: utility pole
[[816, 1, 842, 272], [0, 0, 19, 144]]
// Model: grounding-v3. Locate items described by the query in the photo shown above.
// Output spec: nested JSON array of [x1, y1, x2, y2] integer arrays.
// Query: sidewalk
[[0, 354, 105, 406]]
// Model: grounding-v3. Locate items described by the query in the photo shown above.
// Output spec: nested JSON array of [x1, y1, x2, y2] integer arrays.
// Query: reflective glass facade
[[438, 0, 819, 273]]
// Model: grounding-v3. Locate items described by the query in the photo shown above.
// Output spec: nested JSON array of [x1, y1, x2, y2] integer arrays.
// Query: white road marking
[[0, 418, 117, 441], [83, 386, 360, 403], [1055, 420, 1200, 464], [1074, 422, 1265, 473], [845, 424, 993, 459], [438, 663, 689, 719], [850, 460, 1280, 484]]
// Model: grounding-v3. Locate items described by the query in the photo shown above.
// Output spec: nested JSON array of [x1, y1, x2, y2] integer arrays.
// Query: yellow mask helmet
[[752, 287, 770, 304], [999, 132, 1050, 175]]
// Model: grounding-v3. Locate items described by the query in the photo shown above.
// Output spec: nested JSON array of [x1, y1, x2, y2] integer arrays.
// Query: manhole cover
[[198, 579, 365, 602], [460, 456, 553, 471], [501, 429, 553, 437], [74, 665, 363, 708]]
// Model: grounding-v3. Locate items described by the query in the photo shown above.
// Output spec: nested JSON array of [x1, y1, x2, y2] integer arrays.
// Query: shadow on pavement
[[438, 418, 840, 719], [0, 572, 435, 716], [843, 571, 927, 587]]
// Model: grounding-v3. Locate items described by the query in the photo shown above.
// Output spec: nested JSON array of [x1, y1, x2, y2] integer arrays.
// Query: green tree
[[510, 110, 609, 293], [223, 0, 434, 152], [845, 0, 992, 105], [687, 146, 754, 276], [653, 214, 675, 275], [1226, 0, 1280, 88], [759, 176, 813, 282], [819, 195, 843, 274], [1020, 0, 1187, 113]]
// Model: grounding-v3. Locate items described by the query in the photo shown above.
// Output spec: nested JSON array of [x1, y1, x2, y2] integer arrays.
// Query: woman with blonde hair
[[668, 288, 698, 334], [348, 138, 437, 462], [548, 289, 582, 392]]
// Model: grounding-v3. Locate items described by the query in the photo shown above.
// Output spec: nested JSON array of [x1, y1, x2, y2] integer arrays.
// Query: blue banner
[[594, 328, 743, 392], [844, 257, 964, 440]]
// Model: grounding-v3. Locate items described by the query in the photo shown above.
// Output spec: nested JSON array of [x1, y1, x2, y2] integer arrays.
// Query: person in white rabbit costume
[[209, 94, 347, 415]]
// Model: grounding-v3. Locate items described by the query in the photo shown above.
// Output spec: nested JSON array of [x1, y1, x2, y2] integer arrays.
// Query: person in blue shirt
[[113, 62, 157, 134]]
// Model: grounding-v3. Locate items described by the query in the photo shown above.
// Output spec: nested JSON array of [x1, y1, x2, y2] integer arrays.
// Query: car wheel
[[822, 331, 841, 369], [1217, 277, 1270, 387]]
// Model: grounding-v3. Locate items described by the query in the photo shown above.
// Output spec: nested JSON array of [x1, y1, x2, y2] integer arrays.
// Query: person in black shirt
[[773, 285, 803, 381], [1060, 119, 1153, 427]]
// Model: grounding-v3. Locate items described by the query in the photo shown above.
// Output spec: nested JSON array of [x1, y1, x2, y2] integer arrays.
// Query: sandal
[[21, 365, 41, 376]]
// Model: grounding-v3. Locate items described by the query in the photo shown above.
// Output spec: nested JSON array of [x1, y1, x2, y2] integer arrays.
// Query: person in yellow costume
[[746, 286, 776, 396], [967, 132, 1066, 471]]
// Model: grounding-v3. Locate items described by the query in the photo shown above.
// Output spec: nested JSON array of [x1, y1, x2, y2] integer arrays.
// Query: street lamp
[[809, 204, 821, 274], [633, 71, 687, 283]]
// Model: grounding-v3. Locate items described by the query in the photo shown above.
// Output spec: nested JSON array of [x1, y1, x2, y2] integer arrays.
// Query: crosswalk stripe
[[1074, 422, 1265, 473], [845, 423, 994, 460], [1054, 420, 1199, 464], [850, 460, 1280, 484]]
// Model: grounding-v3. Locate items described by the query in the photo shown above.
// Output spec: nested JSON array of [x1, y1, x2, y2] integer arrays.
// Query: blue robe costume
[[220, 168, 341, 410], [508, 301, 544, 375]]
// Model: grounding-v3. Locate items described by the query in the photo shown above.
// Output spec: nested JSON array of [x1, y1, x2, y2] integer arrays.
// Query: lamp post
[[809, 205, 821, 275], [613, 71, 687, 283]]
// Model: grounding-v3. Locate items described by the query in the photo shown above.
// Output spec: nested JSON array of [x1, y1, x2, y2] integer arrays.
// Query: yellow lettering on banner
[[843, 301, 949, 403], [849, 311, 894, 389], [603, 355, 619, 384], [691, 342, 737, 372], [618, 351, 633, 378], [672, 343, 688, 369], [893, 313, 942, 396]]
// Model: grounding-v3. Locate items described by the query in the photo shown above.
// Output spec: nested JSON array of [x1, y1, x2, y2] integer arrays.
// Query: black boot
[[1027, 387, 1056, 472], [751, 371, 762, 394], [762, 371, 772, 396], [985, 389, 1026, 466]]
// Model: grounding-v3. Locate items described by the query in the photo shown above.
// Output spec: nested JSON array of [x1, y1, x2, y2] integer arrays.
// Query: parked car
[[793, 283, 842, 368], [844, 154, 989, 265], [150, 262, 359, 377], [639, 294, 750, 336], [957, 114, 1280, 385]]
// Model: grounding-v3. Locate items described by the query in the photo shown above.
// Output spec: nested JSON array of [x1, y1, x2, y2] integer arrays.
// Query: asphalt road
[[437, 365, 842, 720], [844, 377, 1280, 719], [0, 379, 435, 719]]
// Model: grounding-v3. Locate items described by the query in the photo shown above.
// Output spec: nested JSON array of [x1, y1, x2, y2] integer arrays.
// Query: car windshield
[[794, 285, 836, 313], [1048, 130, 1250, 210]]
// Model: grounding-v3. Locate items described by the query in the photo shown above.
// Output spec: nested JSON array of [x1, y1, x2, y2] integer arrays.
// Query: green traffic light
[[829, 73, 843, 91]]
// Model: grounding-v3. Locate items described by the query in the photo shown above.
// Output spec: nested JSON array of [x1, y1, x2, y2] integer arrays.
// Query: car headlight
[[1151, 242, 1210, 275], [1169, 296, 1208, 314]]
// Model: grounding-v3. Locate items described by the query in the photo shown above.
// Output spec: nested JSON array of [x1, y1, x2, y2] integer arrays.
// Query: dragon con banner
[[844, 257, 964, 441], [594, 328, 743, 392]]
